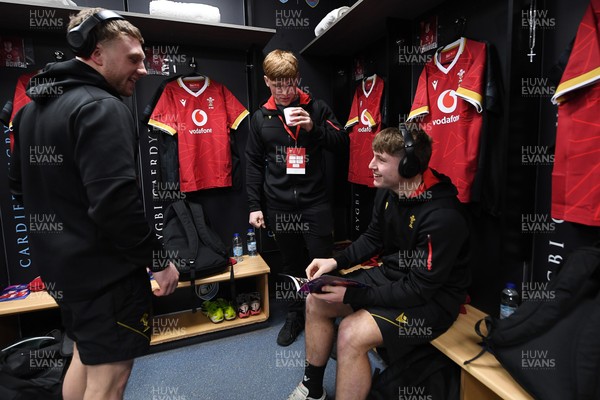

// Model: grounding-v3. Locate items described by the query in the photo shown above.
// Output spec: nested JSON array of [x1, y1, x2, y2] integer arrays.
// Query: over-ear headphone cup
[[66, 10, 124, 57], [398, 124, 420, 178], [399, 156, 420, 178], [66, 31, 85, 50]]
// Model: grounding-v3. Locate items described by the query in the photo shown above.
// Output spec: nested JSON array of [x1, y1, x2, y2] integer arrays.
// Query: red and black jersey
[[408, 37, 487, 203], [550, 0, 600, 226], [345, 74, 385, 187], [148, 76, 249, 192]]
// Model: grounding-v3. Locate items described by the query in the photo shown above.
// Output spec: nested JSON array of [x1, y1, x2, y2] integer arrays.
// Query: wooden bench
[[340, 264, 532, 399], [431, 305, 533, 400]]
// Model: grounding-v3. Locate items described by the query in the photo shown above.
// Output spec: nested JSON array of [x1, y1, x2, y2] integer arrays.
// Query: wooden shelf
[[151, 308, 268, 345], [0, 0, 275, 51], [300, 0, 445, 57], [0, 255, 270, 317], [0, 290, 58, 316]]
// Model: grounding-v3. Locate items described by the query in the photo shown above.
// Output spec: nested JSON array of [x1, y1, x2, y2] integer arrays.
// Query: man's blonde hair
[[263, 49, 299, 80], [68, 8, 144, 47]]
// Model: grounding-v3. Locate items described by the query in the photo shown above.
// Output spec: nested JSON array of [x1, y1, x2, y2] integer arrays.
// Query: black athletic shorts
[[347, 267, 457, 365], [57, 268, 153, 365]]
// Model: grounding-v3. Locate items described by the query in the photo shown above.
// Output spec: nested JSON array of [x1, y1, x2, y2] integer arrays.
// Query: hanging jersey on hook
[[408, 38, 487, 203], [148, 76, 249, 192], [345, 74, 385, 187]]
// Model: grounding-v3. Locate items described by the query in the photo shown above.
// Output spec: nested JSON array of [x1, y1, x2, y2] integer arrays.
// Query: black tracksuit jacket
[[245, 89, 348, 212], [335, 169, 471, 317], [8, 59, 159, 301]]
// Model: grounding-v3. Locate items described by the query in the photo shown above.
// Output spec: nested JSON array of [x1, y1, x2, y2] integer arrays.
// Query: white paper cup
[[283, 107, 299, 125]]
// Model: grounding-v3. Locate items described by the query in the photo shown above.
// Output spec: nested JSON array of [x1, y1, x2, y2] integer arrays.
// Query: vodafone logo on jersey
[[358, 110, 373, 132], [432, 90, 460, 126], [192, 109, 208, 126], [189, 109, 213, 134], [437, 90, 458, 113]]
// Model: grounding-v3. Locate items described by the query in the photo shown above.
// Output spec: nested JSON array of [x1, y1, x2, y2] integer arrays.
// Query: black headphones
[[398, 123, 421, 179], [67, 10, 124, 57]]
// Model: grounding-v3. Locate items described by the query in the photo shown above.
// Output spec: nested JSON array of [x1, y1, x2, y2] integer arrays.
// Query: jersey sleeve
[[9, 72, 34, 127], [148, 85, 178, 135], [455, 40, 486, 113], [552, 0, 600, 105], [408, 66, 430, 120], [222, 86, 249, 130], [345, 88, 360, 128]]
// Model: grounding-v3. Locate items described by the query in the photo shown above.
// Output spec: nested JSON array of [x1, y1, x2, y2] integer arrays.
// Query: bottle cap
[[248, 228, 254, 233], [506, 282, 516, 289], [234, 233, 239, 237]]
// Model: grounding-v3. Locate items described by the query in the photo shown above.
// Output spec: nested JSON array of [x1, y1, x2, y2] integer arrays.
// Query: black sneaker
[[277, 311, 305, 346]]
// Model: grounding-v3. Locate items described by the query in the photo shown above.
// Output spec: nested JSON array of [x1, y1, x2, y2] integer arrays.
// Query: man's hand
[[152, 262, 179, 296], [249, 210, 266, 229], [311, 285, 346, 304], [305, 258, 337, 280], [287, 107, 314, 132]]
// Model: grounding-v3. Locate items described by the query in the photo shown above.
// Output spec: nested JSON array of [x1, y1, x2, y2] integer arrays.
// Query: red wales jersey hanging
[[408, 37, 487, 203], [149, 76, 249, 192]]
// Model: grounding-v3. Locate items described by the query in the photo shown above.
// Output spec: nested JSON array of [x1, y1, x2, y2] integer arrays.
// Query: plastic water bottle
[[232, 233, 243, 262], [246, 228, 257, 256], [500, 282, 520, 319]]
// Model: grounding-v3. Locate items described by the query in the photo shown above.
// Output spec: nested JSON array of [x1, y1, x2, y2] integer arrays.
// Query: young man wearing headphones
[[287, 126, 471, 400], [9, 8, 179, 400]]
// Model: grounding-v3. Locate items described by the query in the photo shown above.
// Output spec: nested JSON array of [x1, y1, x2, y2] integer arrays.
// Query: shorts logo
[[437, 90, 458, 113], [141, 313, 150, 333], [396, 312, 408, 324], [191, 109, 208, 126]]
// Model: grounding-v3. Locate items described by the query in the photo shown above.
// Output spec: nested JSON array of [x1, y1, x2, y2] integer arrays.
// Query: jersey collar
[[177, 76, 210, 97], [434, 37, 466, 75]]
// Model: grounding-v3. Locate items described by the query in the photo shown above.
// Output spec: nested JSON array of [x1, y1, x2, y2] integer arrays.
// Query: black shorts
[[58, 268, 153, 365], [348, 267, 457, 365]]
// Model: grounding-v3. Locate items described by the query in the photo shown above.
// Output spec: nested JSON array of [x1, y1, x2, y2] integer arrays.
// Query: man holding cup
[[246, 49, 348, 346]]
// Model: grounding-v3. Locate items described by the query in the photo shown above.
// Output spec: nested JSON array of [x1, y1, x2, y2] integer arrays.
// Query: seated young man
[[287, 126, 471, 400]]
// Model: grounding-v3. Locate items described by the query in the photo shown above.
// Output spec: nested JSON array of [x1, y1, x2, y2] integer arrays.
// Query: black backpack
[[466, 245, 600, 400], [368, 344, 460, 400], [162, 200, 233, 310], [0, 329, 72, 400]]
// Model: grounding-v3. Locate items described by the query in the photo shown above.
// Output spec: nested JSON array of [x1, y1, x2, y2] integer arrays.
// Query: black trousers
[[266, 203, 334, 314]]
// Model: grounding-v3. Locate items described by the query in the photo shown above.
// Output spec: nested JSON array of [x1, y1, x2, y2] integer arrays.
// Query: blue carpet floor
[[124, 301, 351, 400]]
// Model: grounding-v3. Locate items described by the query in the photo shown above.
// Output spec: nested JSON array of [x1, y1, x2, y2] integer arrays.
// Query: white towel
[[314, 6, 350, 37], [149, 0, 221, 24]]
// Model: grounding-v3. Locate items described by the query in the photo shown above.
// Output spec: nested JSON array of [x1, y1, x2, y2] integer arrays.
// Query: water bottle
[[500, 282, 520, 319], [246, 228, 257, 256], [232, 233, 243, 262]]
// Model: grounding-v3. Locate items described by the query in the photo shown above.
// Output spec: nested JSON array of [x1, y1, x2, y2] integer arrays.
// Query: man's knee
[[85, 360, 133, 398], [306, 293, 327, 319], [337, 311, 381, 355]]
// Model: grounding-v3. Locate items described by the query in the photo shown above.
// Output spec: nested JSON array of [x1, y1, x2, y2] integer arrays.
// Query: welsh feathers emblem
[[305, 0, 319, 7]]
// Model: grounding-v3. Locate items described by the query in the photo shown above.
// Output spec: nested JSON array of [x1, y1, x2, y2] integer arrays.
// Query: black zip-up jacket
[[245, 89, 348, 211], [335, 169, 471, 317], [8, 59, 160, 301]]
